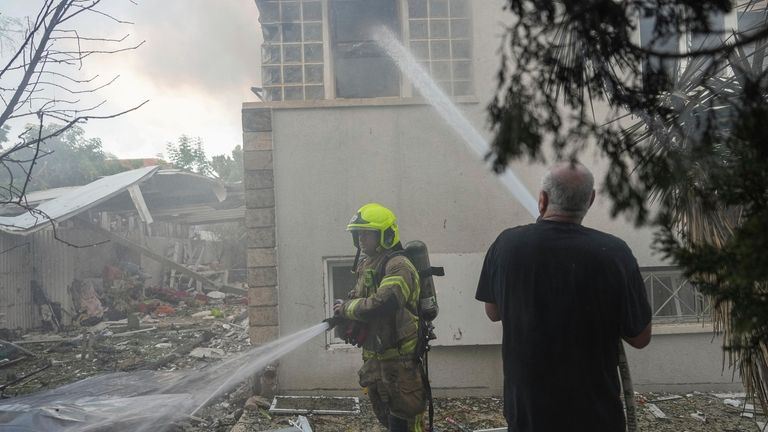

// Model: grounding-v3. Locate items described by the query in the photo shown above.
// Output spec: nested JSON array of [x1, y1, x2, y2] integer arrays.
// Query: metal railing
[[641, 266, 712, 322]]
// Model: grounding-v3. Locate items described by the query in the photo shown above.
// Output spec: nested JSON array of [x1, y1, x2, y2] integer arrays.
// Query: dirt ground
[[218, 392, 764, 432], [1, 307, 764, 432]]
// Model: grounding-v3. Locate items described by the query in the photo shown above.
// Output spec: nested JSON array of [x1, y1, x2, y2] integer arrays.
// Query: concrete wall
[[243, 102, 740, 395], [242, 0, 741, 395]]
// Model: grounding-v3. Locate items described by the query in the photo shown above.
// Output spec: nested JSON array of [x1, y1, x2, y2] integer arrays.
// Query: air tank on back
[[404, 240, 440, 322]]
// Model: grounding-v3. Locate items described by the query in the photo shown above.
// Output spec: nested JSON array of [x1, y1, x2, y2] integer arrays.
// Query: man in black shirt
[[475, 161, 652, 432]]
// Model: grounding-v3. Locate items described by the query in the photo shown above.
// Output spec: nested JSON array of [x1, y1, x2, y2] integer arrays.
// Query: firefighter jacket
[[341, 251, 421, 361]]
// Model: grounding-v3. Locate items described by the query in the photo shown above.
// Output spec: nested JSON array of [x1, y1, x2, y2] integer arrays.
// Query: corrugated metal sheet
[[0, 227, 116, 331], [0, 166, 158, 235], [0, 235, 34, 329], [32, 229, 77, 327]]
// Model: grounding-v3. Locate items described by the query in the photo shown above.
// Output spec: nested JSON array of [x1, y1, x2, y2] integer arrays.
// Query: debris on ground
[[1, 298, 763, 432]]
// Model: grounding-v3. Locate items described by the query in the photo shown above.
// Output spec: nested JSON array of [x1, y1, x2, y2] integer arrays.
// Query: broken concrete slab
[[650, 395, 683, 403], [206, 291, 226, 301], [646, 403, 667, 419], [188, 347, 225, 359]]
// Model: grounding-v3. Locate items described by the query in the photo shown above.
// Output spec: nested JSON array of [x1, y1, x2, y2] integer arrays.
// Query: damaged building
[[241, 0, 739, 396], [0, 166, 246, 334]]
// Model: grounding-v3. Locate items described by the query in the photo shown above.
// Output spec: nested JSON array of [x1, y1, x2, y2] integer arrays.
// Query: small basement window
[[324, 257, 356, 345]]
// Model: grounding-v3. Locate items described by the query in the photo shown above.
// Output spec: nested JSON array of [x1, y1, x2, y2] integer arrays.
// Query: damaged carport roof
[[0, 166, 159, 235]]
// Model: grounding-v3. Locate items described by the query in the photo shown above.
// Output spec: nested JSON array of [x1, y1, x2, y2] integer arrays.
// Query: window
[[689, 12, 725, 52], [330, 0, 401, 98], [737, 5, 767, 63], [408, 0, 473, 96], [639, 7, 680, 84], [636, 7, 768, 85], [257, 0, 473, 101], [641, 267, 711, 323], [324, 258, 356, 345], [260, 0, 325, 101]]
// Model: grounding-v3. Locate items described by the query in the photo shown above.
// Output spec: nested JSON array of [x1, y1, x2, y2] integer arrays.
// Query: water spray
[[372, 26, 538, 218]]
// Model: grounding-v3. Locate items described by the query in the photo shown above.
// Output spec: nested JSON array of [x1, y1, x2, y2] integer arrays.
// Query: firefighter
[[334, 203, 426, 432]]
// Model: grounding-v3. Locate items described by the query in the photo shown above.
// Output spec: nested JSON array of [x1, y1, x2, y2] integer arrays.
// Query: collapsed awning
[[0, 167, 245, 235], [0, 166, 159, 235]]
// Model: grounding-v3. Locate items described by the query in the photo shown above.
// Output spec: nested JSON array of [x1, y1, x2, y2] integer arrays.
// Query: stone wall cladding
[[243, 107, 278, 346]]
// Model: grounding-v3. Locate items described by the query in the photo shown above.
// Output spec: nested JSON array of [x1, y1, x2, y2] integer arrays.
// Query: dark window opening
[[639, 8, 679, 88], [330, 0, 401, 98]]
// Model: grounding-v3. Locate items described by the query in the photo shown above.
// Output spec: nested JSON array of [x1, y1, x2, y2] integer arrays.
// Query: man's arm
[[623, 322, 651, 348], [484, 302, 501, 322]]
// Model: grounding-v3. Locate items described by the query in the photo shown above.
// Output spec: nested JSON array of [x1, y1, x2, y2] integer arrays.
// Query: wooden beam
[[128, 184, 153, 224], [79, 221, 246, 295]]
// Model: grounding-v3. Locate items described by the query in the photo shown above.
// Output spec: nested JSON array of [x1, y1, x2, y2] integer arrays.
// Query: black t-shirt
[[475, 220, 651, 432]]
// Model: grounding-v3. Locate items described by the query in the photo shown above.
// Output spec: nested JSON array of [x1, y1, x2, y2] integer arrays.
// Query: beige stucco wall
[[251, 103, 739, 395], [243, 0, 741, 395]]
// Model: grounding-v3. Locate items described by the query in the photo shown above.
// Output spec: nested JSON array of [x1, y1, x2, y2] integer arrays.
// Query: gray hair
[[541, 161, 594, 218]]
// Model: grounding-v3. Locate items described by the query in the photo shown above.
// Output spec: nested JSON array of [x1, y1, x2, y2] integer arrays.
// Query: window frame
[[260, 0, 474, 102], [324, 256, 357, 346]]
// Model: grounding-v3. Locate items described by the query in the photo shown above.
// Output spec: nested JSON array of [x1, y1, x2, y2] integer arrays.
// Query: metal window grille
[[641, 267, 711, 323]]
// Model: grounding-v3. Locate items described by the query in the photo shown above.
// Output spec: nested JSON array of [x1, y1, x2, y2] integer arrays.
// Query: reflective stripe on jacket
[[342, 251, 421, 359]]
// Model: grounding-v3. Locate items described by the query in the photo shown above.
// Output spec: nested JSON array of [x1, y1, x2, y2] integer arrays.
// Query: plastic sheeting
[[0, 323, 329, 431]]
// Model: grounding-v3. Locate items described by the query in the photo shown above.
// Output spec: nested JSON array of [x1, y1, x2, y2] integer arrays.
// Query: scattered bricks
[[243, 150, 273, 171], [247, 227, 276, 248], [247, 248, 276, 268], [245, 207, 275, 228], [242, 131, 273, 151], [245, 188, 275, 209], [244, 169, 274, 189], [248, 286, 277, 306], [247, 267, 278, 287], [249, 306, 278, 326], [249, 325, 279, 344], [242, 108, 272, 132]]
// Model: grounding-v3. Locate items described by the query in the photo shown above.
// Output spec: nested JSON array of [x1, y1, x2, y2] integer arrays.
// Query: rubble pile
[[0, 285, 253, 430]]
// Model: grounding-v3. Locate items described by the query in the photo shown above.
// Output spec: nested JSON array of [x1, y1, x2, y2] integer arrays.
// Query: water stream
[[373, 26, 539, 218]]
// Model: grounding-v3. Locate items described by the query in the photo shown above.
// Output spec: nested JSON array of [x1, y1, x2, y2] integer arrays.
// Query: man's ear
[[588, 190, 596, 208], [538, 191, 548, 216]]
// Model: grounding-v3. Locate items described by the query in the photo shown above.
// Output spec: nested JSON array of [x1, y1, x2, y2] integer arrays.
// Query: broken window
[[330, 0, 402, 98], [256, 0, 474, 101]]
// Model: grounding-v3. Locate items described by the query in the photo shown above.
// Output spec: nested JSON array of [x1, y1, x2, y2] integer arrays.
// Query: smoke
[[124, 0, 263, 99]]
